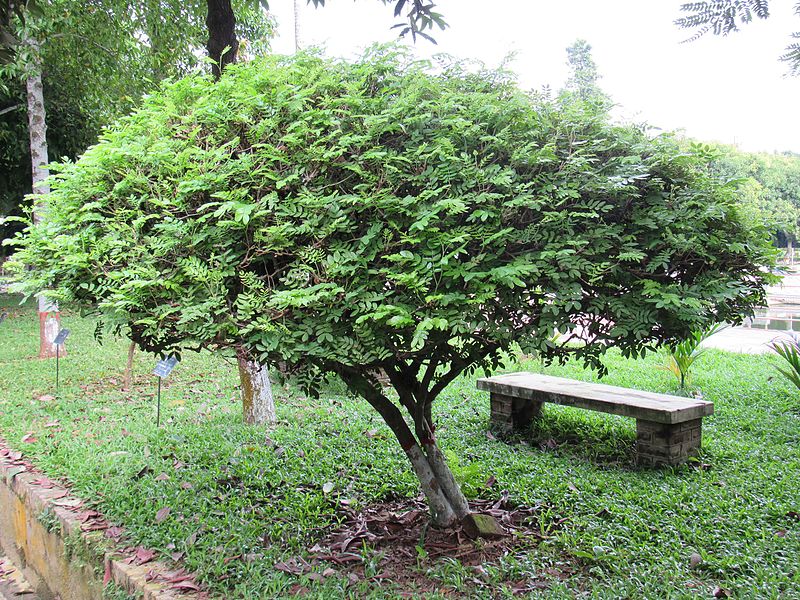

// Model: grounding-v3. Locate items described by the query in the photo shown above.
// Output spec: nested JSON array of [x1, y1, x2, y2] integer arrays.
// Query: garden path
[[704, 268, 800, 354]]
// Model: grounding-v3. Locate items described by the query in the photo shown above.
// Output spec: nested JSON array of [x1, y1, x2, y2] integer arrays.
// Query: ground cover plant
[[7, 46, 776, 529], [1, 295, 799, 598]]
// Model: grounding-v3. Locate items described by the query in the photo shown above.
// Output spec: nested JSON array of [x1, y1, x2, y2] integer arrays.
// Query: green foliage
[[676, 0, 800, 75], [0, 0, 275, 254], [663, 323, 725, 390], [561, 39, 610, 109], [0, 68, 99, 253], [705, 143, 800, 245], [307, 0, 448, 43], [768, 335, 800, 390], [9, 47, 776, 401]]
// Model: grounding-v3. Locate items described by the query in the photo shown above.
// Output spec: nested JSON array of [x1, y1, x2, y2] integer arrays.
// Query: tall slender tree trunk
[[237, 347, 276, 425], [206, 0, 238, 79], [293, 0, 301, 51], [25, 37, 62, 359]]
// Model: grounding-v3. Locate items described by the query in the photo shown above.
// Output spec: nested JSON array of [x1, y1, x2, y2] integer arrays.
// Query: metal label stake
[[152, 356, 179, 427], [53, 328, 70, 394]]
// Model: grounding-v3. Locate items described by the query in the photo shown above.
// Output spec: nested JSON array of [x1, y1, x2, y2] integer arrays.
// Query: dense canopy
[[10, 48, 773, 378], [8, 47, 776, 525]]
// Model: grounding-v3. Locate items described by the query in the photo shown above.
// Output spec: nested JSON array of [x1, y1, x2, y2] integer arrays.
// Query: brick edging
[[0, 440, 211, 600]]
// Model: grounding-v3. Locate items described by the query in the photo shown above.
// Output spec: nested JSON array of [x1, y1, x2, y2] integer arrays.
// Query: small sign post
[[0, 311, 7, 325], [53, 328, 70, 394], [152, 356, 179, 427]]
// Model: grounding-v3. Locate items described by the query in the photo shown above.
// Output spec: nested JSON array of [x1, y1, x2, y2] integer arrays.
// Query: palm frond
[[769, 338, 800, 390], [665, 323, 726, 389]]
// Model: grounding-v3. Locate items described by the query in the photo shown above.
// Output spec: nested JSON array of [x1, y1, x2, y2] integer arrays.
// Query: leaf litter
[[272, 494, 577, 596]]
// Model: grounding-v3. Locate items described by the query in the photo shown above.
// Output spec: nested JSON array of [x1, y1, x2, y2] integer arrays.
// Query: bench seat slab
[[480, 372, 712, 467], [478, 372, 713, 424]]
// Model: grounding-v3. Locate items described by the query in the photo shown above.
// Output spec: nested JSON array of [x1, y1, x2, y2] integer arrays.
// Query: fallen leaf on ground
[[172, 581, 201, 592], [52, 497, 82, 508], [132, 547, 156, 565], [155, 507, 171, 523], [30, 478, 54, 488], [274, 558, 312, 575]]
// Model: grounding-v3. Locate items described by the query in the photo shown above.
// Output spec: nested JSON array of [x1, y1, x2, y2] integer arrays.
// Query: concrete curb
[[0, 441, 210, 600]]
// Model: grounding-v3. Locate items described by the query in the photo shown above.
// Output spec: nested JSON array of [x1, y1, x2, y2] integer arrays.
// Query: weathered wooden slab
[[477, 372, 713, 424]]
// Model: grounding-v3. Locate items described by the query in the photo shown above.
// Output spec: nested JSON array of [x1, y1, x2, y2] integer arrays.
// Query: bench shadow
[[509, 406, 640, 468]]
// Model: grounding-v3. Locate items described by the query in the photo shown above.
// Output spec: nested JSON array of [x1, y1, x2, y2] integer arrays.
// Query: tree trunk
[[206, 0, 238, 79], [25, 37, 62, 360], [237, 349, 276, 425], [423, 441, 471, 519], [340, 370, 478, 529], [405, 443, 457, 526], [293, 0, 301, 52], [122, 341, 136, 389]]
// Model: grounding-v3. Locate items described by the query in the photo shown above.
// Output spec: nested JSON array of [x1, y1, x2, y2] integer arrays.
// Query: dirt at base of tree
[[273, 495, 580, 597]]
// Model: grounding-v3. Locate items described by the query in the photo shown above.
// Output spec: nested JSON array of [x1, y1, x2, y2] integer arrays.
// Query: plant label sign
[[153, 356, 179, 378], [54, 328, 70, 346], [0, 311, 7, 325]]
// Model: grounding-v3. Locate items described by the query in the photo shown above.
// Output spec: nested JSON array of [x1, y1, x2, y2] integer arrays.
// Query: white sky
[[263, 0, 800, 154]]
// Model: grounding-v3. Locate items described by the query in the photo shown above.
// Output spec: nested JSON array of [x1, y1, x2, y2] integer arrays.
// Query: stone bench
[[477, 372, 714, 466]]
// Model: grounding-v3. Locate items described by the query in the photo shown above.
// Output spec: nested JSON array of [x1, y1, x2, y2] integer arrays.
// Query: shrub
[[7, 46, 776, 527]]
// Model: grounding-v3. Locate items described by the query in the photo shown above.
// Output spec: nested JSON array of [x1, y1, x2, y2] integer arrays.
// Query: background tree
[[559, 37, 612, 122], [8, 48, 775, 528], [1, 1, 276, 418], [206, 0, 447, 78], [702, 142, 800, 247], [562, 38, 610, 106], [676, 0, 800, 74]]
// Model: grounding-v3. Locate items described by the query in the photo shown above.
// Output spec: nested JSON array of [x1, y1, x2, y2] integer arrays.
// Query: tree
[[23, 36, 61, 356], [704, 142, 800, 245], [561, 38, 611, 108], [2, 0, 274, 374], [8, 48, 775, 527], [204, 0, 447, 77], [676, 0, 800, 75]]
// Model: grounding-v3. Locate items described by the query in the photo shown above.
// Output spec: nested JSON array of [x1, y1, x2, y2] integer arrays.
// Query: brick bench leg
[[490, 393, 542, 434], [636, 418, 703, 466]]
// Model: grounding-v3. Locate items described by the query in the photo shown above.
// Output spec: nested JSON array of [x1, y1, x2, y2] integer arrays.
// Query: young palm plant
[[665, 324, 726, 390], [769, 335, 800, 390]]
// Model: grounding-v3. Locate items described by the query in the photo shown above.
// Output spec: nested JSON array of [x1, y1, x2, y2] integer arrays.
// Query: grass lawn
[[0, 293, 799, 598]]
